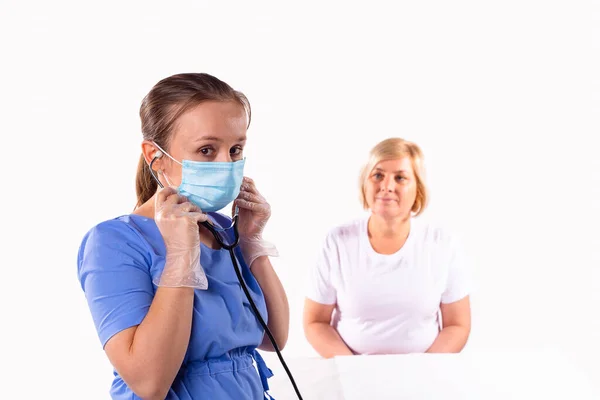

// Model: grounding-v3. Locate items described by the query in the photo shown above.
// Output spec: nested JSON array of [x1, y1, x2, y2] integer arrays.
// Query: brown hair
[[359, 137, 429, 216], [135, 73, 251, 207]]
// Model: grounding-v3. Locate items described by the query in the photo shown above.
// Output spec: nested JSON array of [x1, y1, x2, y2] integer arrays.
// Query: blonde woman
[[303, 138, 471, 357]]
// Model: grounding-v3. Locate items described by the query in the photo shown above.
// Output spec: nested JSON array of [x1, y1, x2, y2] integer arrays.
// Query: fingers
[[235, 198, 270, 213], [155, 186, 178, 207], [240, 177, 259, 195], [236, 190, 265, 204], [172, 199, 207, 223], [156, 187, 190, 209], [175, 201, 201, 214], [187, 211, 209, 223], [156, 187, 206, 223], [234, 198, 256, 211], [165, 193, 190, 206], [170, 202, 208, 223], [236, 177, 270, 214]]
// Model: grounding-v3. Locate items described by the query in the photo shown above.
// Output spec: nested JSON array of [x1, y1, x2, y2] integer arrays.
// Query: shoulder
[[409, 218, 460, 249], [80, 215, 144, 244], [323, 217, 366, 245], [317, 217, 366, 257], [78, 216, 151, 262], [77, 216, 155, 283]]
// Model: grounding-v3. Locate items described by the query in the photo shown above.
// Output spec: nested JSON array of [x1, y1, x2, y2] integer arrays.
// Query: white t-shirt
[[306, 216, 472, 355]]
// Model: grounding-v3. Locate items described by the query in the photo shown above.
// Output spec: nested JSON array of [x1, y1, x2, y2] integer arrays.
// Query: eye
[[396, 175, 405, 182], [230, 146, 243, 156], [199, 146, 214, 156], [373, 172, 383, 179]]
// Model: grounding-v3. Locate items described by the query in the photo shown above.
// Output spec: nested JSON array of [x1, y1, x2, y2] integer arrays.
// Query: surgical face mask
[[154, 143, 245, 212]]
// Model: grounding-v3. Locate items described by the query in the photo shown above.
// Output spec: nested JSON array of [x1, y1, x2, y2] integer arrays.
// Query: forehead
[[373, 157, 414, 172], [172, 100, 248, 144]]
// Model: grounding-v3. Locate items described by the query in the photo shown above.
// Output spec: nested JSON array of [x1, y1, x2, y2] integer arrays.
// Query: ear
[[141, 140, 163, 171]]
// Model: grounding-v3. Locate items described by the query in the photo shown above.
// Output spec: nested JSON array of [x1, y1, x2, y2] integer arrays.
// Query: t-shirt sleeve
[[441, 234, 472, 304], [77, 220, 155, 348], [306, 233, 338, 305]]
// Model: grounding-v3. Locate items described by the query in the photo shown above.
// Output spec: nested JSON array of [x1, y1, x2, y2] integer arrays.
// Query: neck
[[368, 213, 411, 240]]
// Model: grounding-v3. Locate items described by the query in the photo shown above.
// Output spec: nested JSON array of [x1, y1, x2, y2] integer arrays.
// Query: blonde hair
[[359, 138, 428, 216]]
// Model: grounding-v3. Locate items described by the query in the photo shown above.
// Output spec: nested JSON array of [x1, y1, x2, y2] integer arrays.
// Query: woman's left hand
[[233, 177, 272, 242], [232, 177, 279, 267]]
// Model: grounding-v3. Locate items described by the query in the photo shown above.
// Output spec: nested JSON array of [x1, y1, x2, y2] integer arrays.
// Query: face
[[364, 157, 417, 219], [144, 100, 248, 187]]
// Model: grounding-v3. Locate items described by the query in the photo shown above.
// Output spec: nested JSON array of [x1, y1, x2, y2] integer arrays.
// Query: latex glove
[[154, 186, 209, 289], [233, 177, 279, 268]]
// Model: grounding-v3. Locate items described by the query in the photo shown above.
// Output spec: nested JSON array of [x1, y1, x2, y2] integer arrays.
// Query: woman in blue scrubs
[[77, 73, 289, 400]]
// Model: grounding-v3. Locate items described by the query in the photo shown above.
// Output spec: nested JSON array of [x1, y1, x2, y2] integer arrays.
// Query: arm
[[79, 188, 209, 400], [105, 286, 194, 400], [426, 230, 473, 353], [426, 296, 471, 353], [80, 240, 197, 400], [250, 255, 290, 351], [233, 177, 290, 351], [303, 298, 354, 358]]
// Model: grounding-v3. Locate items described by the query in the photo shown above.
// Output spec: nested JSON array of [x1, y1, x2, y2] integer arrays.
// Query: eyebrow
[[374, 167, 407, 174], [195, 135, 247, 143]]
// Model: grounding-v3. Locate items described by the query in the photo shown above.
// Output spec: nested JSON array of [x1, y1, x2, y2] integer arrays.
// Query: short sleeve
[[77, 220, 155, 347], [440, 235, 472, 304], [306, 233, 338, 305]]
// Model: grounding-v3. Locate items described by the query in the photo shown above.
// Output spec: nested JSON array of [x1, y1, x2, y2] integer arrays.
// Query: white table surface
[[262, 349, 599, 400], [263, 355, 343, 400]]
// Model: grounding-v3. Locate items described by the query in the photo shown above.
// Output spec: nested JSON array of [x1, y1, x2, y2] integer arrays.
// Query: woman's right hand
[[155, 187, 207, 251], [153, 187, 209, 288]]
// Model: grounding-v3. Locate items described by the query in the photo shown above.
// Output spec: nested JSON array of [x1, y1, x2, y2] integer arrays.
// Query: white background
[[1, 0, 598, 398]]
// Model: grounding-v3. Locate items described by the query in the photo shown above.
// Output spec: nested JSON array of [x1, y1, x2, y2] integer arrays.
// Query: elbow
[[275, 339, 288, 352], [279, 331, 289, 351], [455, 324, 471, 342], [302, 322, 312, 342], [260, 330, 288, 352], [275, 330, 289, 351], [460, 325, 471, 349], [303, 321, 325, 349], [122, 371, 171, 400], [303, 321, 321, 340], [131, 380, 170, 400]]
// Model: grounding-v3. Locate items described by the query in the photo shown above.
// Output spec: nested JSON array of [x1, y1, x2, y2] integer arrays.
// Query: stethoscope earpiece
[[149, 153, 165, 189]]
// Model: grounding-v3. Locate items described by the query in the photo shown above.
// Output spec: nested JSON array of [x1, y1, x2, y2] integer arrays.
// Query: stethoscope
[[148, 153, 303, 399]]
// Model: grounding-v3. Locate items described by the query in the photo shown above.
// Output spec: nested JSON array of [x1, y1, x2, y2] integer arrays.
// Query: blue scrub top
[[77, 213, 275, 400]]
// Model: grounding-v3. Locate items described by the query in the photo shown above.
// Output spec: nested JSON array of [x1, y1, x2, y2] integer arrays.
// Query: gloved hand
[[233, 177, 279, 268], [153, 186, 209, 289]]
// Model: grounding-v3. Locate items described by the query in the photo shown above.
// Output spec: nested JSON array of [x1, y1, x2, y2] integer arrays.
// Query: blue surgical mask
[[154, 143, 245, 212]]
